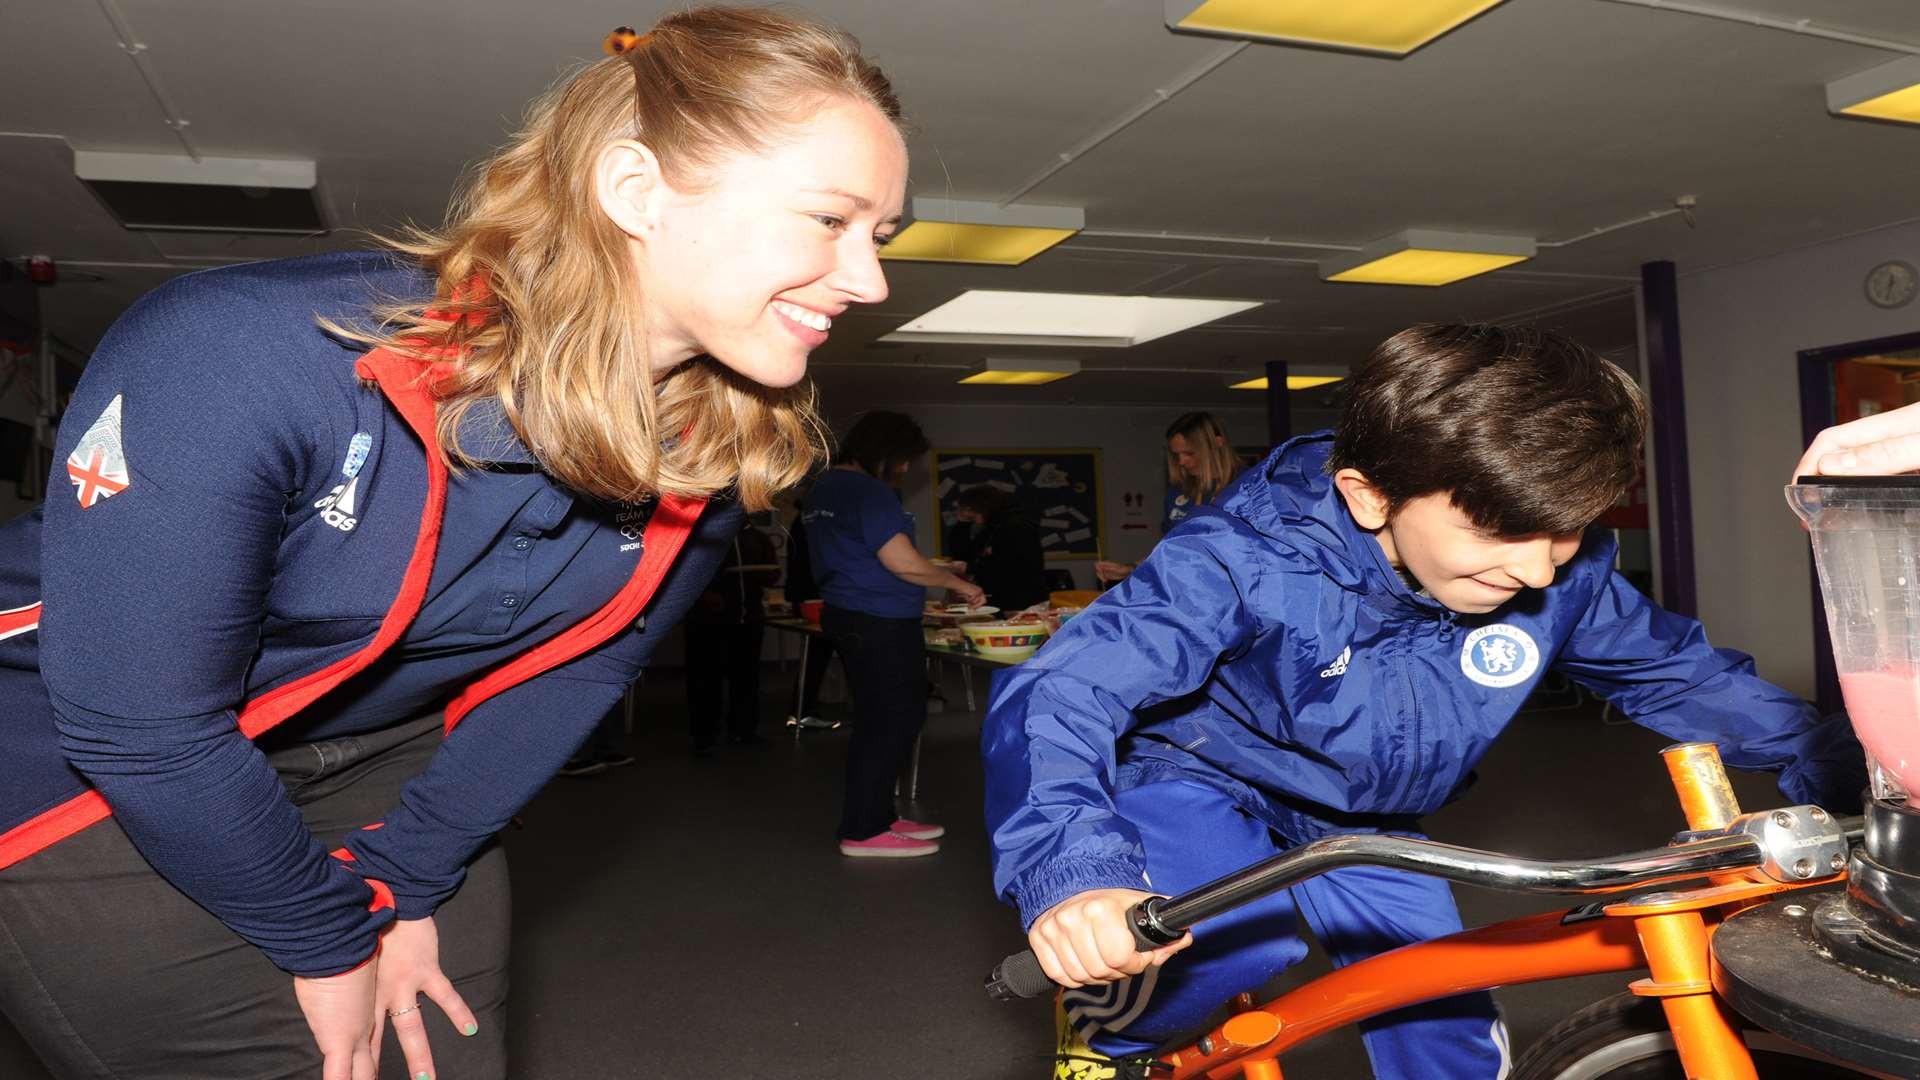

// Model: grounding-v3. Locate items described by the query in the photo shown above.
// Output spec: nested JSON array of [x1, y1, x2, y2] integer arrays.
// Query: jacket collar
[[1218, 432, 1450, 619]]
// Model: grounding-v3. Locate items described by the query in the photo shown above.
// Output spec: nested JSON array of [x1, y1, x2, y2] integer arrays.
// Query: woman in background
[[804, 411, 982, 857], [953, 484, 1048, 611], [1095, 411, 1244, 584]]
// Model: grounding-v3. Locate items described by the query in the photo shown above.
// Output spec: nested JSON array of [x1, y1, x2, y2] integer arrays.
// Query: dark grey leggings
[[0, 714, 509, 1079]]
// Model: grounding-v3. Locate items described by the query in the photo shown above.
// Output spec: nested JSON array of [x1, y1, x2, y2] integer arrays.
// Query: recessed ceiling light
[[1319, 229, 1533, 287], [958, 358, 1081, 385], [881, 290, 1262, 348], [73, 150, 324, 233], [1828, 56, 1920, 126], [1165, 0, 1510, 56], [881, 197, 1083, 266], [1229, 375, 1345, 391]]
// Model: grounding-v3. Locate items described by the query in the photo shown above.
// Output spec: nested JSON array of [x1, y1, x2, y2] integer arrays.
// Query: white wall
[[1680, 219, 1920, 698], [819, 400, 1336, 588]]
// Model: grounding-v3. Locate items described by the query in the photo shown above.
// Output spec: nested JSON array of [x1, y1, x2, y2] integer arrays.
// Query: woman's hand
[[1027, 888, 1191, 988], [948, 580, 986, 607], [294, 959, 379, 1080], [1794, 401, 1920, 481], [372, 916, 479, 1080]]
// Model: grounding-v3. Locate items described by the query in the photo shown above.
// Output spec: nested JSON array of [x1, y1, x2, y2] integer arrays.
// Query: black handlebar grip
[[986, 898, 1182, 1002], [985, 949, 1055, 1001]]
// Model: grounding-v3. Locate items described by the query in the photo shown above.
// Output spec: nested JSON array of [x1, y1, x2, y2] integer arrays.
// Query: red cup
[[799, 599, 824, 625]]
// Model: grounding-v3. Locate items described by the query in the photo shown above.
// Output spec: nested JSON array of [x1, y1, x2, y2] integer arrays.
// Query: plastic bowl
[[972, 642, 1042, 662], [960, 621, 1050, 661], [799, 599, 824, 625]]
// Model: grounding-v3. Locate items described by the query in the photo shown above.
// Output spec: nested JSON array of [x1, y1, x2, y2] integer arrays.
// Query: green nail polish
[[463, 1023, 478, 1036], [416, 1073, 431, 1080]]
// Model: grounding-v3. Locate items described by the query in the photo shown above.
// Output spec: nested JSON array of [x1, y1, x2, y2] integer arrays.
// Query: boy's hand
[[1028, 888, 1192, 988]]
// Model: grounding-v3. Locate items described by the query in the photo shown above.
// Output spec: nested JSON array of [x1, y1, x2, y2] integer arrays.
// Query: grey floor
[[0, 663, 1791, 1079]]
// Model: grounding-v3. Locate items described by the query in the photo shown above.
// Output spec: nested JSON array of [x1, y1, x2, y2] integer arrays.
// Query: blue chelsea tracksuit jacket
[[0, 253, 737, 977], [984, 434, 1863, 929]]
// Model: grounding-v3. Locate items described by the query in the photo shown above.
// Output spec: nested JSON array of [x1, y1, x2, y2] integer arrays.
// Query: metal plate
[[1711, 895, 1920, 1076]]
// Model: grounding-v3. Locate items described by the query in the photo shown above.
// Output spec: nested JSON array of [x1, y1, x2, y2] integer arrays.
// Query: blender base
[[1711, 892, 1920, 1077]]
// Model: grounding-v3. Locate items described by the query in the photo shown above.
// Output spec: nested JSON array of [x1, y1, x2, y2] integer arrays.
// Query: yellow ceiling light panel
[[1829, 57, 1920, 126], [1320, 230, 1535, 287], [959, 358, 1080, 385], [1229, 375, 1345, 391], [881, 198, 1084, 266], [1166, 0, 1510, 56]]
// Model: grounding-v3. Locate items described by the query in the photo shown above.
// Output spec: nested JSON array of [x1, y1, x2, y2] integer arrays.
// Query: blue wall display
[[932, 448, 1103, 559]]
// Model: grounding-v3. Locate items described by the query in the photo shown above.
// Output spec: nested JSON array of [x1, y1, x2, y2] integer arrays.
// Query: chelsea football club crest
[[1460, 623, 1539, 689]]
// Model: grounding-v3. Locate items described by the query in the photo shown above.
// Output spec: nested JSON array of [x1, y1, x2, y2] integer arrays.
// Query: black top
[[784, 509, 819, 604], [971, 511, 1050, 611]]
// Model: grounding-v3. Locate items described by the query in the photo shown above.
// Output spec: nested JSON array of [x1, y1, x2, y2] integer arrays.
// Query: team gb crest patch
[[1460, 623, 1540, 689], [66, 395, 130, 508]]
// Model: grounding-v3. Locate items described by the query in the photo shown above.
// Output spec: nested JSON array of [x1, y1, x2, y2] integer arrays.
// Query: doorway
[[1796, 331, 1920, 714]]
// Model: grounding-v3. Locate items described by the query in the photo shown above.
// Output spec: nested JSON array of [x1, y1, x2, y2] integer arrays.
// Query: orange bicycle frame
[[1156, 743, 1836, 1080]]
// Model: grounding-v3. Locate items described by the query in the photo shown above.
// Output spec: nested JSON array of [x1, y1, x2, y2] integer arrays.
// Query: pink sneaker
[[890, 818, 945, 840], [839, 832, 940, 858]]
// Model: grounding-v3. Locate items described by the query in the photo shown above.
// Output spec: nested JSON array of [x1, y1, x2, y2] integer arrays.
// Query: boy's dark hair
[[833, 410, 930, 477], [1326, 323, 1647, 537], [957, 484, 1010, 518]]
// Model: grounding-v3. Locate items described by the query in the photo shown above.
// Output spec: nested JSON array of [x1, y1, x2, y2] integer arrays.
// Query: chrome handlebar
[[985, 807, 1863, 1001]]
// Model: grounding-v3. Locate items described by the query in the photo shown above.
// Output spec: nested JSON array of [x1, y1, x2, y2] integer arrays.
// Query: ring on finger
[[388, 1003, 420, 1018]]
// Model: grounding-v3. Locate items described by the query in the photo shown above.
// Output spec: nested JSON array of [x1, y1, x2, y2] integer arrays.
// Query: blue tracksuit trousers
[[1066, 779, 1510, 1078]]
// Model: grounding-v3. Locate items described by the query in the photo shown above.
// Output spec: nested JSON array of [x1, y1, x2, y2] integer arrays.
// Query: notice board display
[[932, 448, 1102, 559]]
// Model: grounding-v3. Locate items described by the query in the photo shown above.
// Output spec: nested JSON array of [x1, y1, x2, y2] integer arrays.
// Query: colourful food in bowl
[[960, 620, 1051, 661]]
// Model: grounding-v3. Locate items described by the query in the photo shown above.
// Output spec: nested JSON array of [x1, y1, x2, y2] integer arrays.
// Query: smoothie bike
[[983, 475, 1920, 1079]]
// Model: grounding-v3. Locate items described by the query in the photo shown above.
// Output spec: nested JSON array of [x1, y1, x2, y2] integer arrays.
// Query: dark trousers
[[0, 715, 510, 1080], [822, 607, 927, 841], [685, 621, 766, 747]]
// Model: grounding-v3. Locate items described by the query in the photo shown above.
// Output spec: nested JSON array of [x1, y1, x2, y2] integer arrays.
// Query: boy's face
[[1334, 470, 1584, 614]]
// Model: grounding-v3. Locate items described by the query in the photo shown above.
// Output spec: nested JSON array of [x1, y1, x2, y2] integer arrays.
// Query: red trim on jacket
[[1, 346, 707, 871], [443, 493, 707, 730], [236, 348, 450, 739], [0, 791, 108, 870], [0, 602, 40, 643]]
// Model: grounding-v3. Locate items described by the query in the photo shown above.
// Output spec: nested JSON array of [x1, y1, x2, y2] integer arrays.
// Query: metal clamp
[[1727, 805, 1850, 883]]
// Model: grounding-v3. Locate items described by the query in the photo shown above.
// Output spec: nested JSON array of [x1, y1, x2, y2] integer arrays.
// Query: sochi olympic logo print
[[1459, 623, 1540, 689]]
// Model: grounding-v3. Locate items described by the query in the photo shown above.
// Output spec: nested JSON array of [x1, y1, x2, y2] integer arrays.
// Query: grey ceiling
[[5, 0, 1920, 407]]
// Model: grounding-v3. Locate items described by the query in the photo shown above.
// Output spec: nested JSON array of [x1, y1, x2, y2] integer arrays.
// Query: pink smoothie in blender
[[1837, 670, 1920, 795]]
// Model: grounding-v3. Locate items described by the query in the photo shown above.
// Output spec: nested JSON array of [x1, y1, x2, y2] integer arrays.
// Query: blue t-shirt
[[1161, 487, 1196, 534], [803, 467, 924, 619]]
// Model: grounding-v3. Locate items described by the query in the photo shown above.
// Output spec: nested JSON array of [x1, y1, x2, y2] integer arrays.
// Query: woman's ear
[[1332, 468, 1391, 530], [594, 139, 669, 241]]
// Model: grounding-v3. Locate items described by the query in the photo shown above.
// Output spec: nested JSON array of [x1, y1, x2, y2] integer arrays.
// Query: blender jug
[[1786, 476, 1920, 803]]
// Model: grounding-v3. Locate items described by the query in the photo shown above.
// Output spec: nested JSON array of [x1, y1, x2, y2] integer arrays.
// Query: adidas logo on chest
[[1318, 646, 1351, 679], [314, 476, 360, 532]]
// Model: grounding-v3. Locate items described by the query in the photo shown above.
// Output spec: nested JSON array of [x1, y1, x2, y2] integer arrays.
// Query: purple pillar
[[1265, 359, 1290, 450], [1641, 260, 1696, 619]]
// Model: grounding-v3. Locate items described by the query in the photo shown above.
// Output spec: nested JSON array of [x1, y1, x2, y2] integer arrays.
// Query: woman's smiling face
[[633, 97, 908, 387]]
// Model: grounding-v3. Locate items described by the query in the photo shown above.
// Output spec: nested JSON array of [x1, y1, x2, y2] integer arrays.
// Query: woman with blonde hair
[[1095, 412, 1244, 583], [1161, 411, 1242, 531], [0, 7, 906, 1078]]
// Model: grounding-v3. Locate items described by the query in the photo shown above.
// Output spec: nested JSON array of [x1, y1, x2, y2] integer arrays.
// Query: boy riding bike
[[982, 323, 1864, 1079]]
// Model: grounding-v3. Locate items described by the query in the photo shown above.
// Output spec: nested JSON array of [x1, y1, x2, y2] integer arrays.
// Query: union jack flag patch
[[66, 395, 130, 509]]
